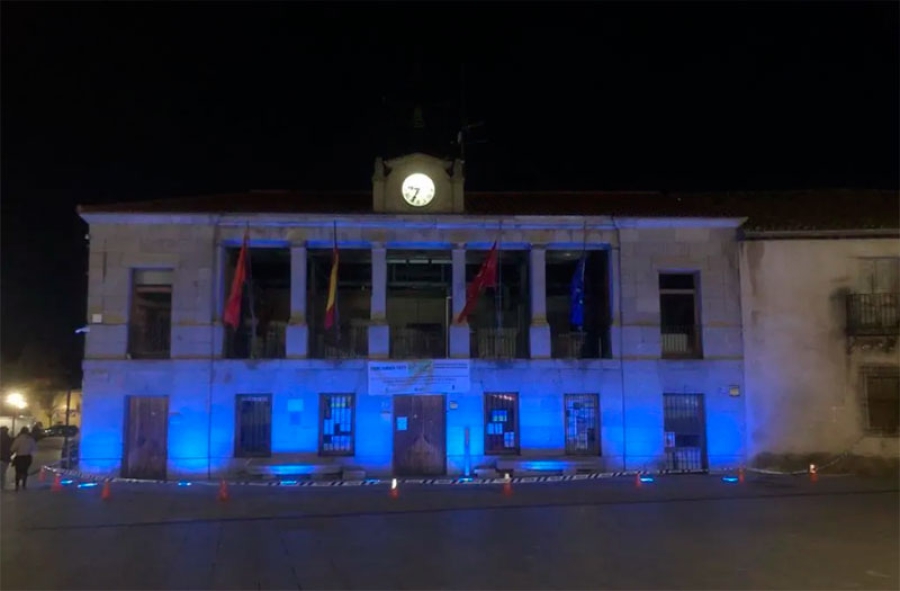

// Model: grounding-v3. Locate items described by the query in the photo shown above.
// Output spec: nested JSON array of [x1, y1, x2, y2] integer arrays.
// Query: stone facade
[[78, 212, 747, 480]]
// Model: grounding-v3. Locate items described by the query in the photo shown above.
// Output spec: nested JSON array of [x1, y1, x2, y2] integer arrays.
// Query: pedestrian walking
[[11, 427, 37, 491], [0, 426, 12, 490]]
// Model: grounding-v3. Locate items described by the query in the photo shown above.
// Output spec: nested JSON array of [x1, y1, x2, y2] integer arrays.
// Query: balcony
[[391, 326, 446, 359], [661, 325, 703, 359], [311, 325, 368, 359], [552, 331, 610, 359], [472, 328, 521, 359], [847, 293, 900, 337], [127, 315, 171, 359], [554, 332, 587, 359], [224, 321, 287, 360]]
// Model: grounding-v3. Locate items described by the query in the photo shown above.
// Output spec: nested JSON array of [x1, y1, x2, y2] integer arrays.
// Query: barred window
[[234, 394, 272, 458], [319, 394, 355, 456], [484, 393, 519, 455], [564, 393, 601, 456], [864, 372, 899, 436], [129, 269, 173, 359]]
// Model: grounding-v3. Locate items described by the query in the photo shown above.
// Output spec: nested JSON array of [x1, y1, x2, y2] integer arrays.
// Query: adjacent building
[[738, 191, 900, 469], [75, 154, 898, 481]]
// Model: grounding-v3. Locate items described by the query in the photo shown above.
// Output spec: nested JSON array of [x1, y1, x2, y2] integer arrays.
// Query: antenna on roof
[[456, 63, 488, 163]]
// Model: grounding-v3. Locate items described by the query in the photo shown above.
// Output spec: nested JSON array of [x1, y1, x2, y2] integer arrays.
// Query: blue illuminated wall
[[80, 354, 744, 479]]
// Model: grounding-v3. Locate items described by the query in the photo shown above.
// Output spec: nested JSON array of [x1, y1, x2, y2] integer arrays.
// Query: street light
[[6, 392, 27, 410], [5, 391, 28, 433]]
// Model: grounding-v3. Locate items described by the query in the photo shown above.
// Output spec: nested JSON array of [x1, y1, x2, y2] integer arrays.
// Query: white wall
[[740, 238, 900, 460]]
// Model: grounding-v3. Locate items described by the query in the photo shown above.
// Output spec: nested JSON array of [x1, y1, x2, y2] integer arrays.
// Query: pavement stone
[[1, 473, 898, 590]]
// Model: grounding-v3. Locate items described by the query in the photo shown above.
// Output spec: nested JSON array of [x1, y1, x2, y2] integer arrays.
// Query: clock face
[[401, 173, 436, 207]]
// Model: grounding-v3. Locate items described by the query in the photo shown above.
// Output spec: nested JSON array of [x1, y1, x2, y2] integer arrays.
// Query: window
[[659, 273, 702, 358], [484, 393, 519, 455], [234, 395, 272, 457], [662, 393, 707, 471], [863, 371, 899, 436], [564, 394, 600, 455], [129, 269, 173, 359], [319, 394, 355, 456], [858, 258, 900, 294]]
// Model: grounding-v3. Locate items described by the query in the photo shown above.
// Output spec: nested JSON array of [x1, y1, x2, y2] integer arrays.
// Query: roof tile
[[77, 189, 899, 232]]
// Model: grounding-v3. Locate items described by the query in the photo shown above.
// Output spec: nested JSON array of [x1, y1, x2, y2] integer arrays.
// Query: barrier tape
[[42, 461, 852, 490], [42, 465, 741, 489]]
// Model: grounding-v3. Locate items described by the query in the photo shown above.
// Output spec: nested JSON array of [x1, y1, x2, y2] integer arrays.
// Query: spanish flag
[[324, 243, 339, 330]]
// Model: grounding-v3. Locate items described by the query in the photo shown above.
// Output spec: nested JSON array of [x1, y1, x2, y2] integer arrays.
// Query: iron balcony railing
[[660, 324, 703, 359], [472, 328, 521, 359], [225, 321, 287, 360], [311, 325, 368, 359], [390, 327, 446, 359], [554, 332, 587, 359], [254, 321, 287, 359], [127, 314, 171, 359], [846, 293, 900, 337], [553, 332, 612, 359]]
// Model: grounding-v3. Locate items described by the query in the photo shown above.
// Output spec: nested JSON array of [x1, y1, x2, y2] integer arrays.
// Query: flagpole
[[246, 224, 257, 358], [580, 220, 587, 335], [332, 220, 341, 349], [496, 220, 503, 331]]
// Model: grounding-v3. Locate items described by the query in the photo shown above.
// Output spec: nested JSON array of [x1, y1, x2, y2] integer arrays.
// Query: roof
[[77, 188, 899, 232]]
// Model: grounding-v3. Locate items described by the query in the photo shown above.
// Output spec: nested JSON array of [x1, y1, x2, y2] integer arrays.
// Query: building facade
[[740, 224, 900, 468], [76, 154, 896, 481]]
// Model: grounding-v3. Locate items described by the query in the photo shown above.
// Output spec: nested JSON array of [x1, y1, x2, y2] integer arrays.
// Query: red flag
[[455, 242, 498, 324], [223, 230, 249, 329], [324, 244, 339, 330]]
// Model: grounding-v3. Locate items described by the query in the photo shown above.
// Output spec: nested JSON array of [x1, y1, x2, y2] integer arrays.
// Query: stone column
[[529, 245, 551, 358], [368, 243, 389, 358], [449, 245, 470, 358], [609, 246, 622, 359], [286, 243, 309, 358]]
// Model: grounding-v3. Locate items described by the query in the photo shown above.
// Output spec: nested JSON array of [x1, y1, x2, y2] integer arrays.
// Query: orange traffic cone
[[389, 478, 399, 499], [217, 479, 229, 502], [809, 463, 818, 483], [738, 466, 745, 484], [502, 473, 513, 497], [51, 473, 63, 492], [101, 480, 112, 501], [635, 473, 642, 488]]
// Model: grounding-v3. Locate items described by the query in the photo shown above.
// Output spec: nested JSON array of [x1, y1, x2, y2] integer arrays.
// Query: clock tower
[[372, 152, 465, 214]]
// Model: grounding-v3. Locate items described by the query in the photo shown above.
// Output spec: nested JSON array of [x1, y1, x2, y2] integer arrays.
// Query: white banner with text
[[367, 360, 471, 395]]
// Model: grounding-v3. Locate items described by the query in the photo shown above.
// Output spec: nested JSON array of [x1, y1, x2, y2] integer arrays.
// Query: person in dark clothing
[[11, 427, 37, 491], [0, 426, 12, 491]]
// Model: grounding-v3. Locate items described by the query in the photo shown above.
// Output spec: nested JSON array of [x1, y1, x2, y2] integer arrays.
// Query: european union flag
[[570, 254, 586, 330]]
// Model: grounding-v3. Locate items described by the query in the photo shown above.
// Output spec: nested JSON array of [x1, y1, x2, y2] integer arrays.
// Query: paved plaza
[[1, 473, 898, 590]]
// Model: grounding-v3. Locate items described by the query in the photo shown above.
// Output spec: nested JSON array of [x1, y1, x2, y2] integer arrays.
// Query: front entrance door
[[663, 393, 708, 471], [122, 395, 169, 480], [393, 394, 446, 476]]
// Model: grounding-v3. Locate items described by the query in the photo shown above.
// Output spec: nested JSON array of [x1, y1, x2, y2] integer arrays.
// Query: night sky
[[1, 2, 897, 377]]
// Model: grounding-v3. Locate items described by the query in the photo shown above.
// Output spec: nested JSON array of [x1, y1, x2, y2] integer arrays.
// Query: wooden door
[[393, 395, 446, 476], [122, 396, 169, 480]]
